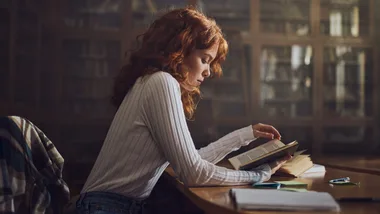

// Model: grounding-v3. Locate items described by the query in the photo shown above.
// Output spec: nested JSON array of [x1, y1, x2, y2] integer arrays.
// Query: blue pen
[[329, 177, 350, 183]]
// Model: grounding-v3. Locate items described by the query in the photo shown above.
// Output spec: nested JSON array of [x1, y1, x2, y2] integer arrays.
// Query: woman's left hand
[[252, 123, 281, 140]]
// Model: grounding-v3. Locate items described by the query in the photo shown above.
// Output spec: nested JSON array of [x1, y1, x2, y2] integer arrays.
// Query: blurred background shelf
[[0, 0, 379, 167], [0, 0, 379, 198]]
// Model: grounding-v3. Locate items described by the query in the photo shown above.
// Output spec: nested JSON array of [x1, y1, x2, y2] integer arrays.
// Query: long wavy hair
[[112, 7, 228, 119]]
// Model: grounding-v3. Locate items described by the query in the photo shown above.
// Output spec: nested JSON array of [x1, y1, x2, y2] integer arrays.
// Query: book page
[[261, 140, 284, 152], [233, 140, 284, 166], [283, 154, 306, 166], [278, 156, 314, 177]]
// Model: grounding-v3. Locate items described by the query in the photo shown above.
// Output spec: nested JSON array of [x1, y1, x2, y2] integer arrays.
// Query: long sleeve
[[197, 126, 256, 164], [141, 72, 271, 187]]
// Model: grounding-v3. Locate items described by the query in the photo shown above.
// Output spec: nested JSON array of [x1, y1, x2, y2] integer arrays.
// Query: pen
[[337, 197, 380, 202], [330, 177, 350, 182], [329, 177, 350, 184]]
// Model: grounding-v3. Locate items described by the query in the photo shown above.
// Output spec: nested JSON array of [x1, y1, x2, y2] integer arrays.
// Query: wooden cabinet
[[190, 0, 378, 155], [131, 0, 190, 27], [0, 0, 378, 159], [199, 0, 251, 32], [259, 45, 313, 118], [0, 3, 11, 103], [0, 0, 129, 161], [53, 0, 129, 159], [259, 0, 311, 35]]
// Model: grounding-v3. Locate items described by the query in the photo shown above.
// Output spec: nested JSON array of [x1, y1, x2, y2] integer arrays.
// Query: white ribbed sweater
[[81, 72, 271, 199]]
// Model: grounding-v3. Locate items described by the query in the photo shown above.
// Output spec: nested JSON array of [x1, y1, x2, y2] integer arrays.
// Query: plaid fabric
[[0, 116, 70, 214]]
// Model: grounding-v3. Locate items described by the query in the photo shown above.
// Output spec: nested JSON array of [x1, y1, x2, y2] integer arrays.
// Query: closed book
[[230, 189, 341, 212]]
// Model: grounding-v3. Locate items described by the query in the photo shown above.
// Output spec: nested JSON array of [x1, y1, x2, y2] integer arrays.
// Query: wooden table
[[314, 156, 380, 176], [163, 162, 380, 214]]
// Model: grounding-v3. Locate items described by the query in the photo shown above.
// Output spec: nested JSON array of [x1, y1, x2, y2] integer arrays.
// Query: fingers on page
[[254, 130, 274, 139], [262, 124, 281, 139]]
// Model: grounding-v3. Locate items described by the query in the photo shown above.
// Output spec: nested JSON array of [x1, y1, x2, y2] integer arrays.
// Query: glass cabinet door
[[276, 126, 313, 151], [322, 126, 373, 153], [211, 31, 249, 119], [40, 32, 57, 112], [323, 46, 373, 118], [62, 39, 120, 119], [260, 45, 313, 118], [199, 0, 250, 33], [0, 8, 10, 101], [320, 0, 370, 37], [260, 0, 310, 35], [14, 4, 40, 106], [132, 0, 189, 27], [63, 0, 123, 31]]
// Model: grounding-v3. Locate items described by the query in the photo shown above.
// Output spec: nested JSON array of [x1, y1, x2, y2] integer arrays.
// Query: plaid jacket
[[0, 116, 70, 213]]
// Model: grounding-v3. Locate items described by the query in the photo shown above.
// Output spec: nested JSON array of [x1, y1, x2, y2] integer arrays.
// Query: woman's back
[[81, 72, 176, 199]]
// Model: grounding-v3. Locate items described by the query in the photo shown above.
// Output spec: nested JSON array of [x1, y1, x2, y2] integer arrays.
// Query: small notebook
[[230, 189, 340, 212], [274, 180, 308, 187]]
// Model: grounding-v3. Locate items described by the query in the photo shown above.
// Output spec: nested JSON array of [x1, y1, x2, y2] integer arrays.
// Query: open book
[[228, 139, 299, 170], [274, 150, 314, 177]]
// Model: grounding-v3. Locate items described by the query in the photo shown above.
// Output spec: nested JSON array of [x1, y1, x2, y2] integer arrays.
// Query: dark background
[[1, 0, 379, 197]]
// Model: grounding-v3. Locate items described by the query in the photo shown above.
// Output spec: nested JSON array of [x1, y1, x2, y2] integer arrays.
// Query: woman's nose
[[202, 67, 211, 77]]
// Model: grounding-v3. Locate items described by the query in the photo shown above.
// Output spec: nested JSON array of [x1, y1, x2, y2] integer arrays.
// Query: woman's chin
[[181, 83, 199, 92]]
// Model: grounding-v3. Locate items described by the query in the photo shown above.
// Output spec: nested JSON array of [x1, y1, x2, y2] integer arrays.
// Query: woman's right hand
[[268, 155, 292, 175]]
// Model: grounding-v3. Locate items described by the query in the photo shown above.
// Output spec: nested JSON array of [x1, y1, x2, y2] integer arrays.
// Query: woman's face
[[181, 44, 218, 91]]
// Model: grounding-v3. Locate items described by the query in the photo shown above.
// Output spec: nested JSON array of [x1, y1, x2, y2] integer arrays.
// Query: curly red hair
[[112, 7, 228, 119]]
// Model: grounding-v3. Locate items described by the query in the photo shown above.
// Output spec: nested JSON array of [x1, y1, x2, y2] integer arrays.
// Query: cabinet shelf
[[260, 16, 309, 22], [324, 82, 371, 85], [262, 80, 293, 84], [60, 28, 121, 40], [212, 98, 246, 103], [1, 0, 377, 160], [66, 55, 119, 60], [324, 61, 362, 66], [264, 98, 310, 103], [213, 78, 241, 84]]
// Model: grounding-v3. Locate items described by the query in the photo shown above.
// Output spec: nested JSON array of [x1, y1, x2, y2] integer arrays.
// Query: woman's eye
[[201, 59, 207, 63]]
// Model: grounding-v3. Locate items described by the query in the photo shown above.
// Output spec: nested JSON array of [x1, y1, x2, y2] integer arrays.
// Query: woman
[[76, 7, 290, 214]]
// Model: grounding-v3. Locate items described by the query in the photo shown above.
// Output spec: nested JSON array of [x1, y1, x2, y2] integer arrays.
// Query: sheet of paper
[[279, 188, 308, 192], [303, 164, 326, 174]]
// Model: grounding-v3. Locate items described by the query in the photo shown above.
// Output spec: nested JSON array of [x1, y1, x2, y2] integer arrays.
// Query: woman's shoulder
[[144, 71, 180, 89]]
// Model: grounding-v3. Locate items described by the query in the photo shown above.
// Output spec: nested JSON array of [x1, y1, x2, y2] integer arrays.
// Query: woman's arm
[[197, 122, 282, 164], [141, 72, 271, 186], [197, 126, 256, 164]]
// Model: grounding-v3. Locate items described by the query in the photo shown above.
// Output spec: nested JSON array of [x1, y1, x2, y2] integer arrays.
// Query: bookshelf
[[53, 0, 130, 159], [192, 0, 378, 155], [1, 0, 130, 162], [0, 0, 42, 120], [0, 2, 10, 104], [0, 0, 378, 165]]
